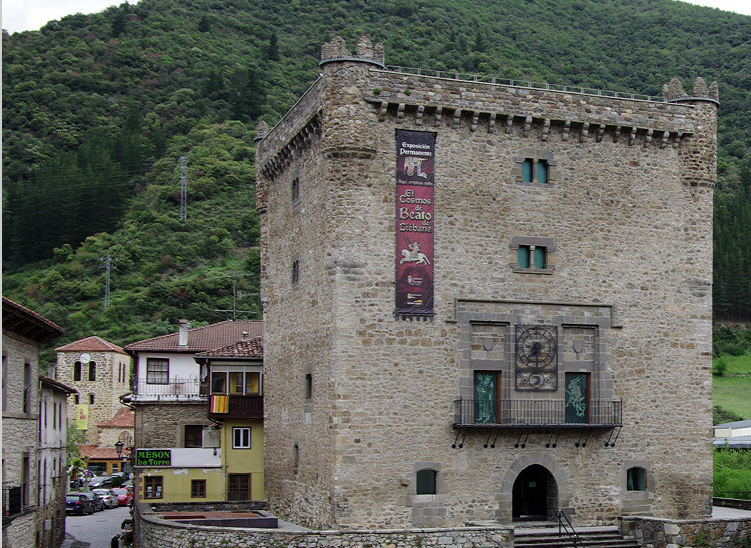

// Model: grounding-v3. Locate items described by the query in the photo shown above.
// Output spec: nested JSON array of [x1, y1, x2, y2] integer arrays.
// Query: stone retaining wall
[[619, 516, 751, 548], [713, 498, 751, 512], [136, 503, 512, 548]]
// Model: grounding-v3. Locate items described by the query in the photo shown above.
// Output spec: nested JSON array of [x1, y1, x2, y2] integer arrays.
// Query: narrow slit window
[[521, 159, 533, 183], [533, 247, 546, 269], [292, 177, 301, 203], [518, 246, 531, 269], [292, 260, 300, 285], [305, 373, 313, 400], [537, 160, 549, 184]]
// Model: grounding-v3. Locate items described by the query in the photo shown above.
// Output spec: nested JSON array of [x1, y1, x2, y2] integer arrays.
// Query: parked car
[[111, 487, 133, 507], [93, 488, 119, 509], [66, 493, 94, 515], [88, 476, 113, 489], [79, 491, 105, 512]]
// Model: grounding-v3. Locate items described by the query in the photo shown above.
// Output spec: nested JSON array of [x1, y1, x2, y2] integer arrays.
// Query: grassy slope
[[713, 354, 751, 420]]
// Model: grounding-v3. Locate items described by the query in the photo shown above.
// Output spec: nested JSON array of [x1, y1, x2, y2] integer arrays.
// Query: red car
[[111, 488, 133, 506]]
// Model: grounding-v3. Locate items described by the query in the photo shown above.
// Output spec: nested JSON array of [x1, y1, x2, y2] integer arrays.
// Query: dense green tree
[[2, 0, 751, 337]]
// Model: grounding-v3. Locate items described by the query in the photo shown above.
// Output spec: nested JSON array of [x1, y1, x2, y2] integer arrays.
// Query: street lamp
[[115, 441, 124, 457]]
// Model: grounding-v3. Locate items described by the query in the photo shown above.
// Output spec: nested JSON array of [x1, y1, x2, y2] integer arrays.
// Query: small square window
[[89, 394, 95, 405], [416, 469, 437, 495], [511, 237, 555, 274], [627, 467, 646, 491], [191, 479, 206, 498], [144, 476, 163, 499], [233, 427, 252, 449], [185, 425, 203, 448]]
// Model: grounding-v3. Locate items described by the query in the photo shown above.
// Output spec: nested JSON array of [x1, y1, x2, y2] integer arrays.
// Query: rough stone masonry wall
[[136, 503, 512, 548], [256, 75, 341, 528], [257, 38, 716, 530], [2, 331, 40, 521], [620, 516, 751, 548], [134, 401, 210, 448], [57, 350, 131, 444]]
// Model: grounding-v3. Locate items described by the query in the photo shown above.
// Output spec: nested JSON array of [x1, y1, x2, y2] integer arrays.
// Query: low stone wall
[[148, 501, 266, 512], [136, 503, 512, 548], [619, 516, 751, 548]]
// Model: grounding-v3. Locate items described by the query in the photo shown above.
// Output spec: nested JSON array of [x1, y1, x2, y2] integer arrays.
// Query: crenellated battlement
[[320, 35, 385, 69]]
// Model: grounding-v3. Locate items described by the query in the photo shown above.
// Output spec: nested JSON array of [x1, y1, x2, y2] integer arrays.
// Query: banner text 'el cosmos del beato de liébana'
[[395, 130, 435, 319]]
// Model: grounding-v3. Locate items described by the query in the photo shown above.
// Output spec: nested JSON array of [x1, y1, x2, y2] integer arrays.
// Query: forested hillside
[[2, 0, 750, 357]]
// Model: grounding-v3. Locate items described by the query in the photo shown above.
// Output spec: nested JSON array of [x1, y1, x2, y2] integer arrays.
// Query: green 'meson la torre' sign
[[135, 449, 171, 467]]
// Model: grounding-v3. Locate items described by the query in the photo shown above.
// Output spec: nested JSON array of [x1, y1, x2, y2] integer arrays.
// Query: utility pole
[[100, 254, 115, 309], [179, 155, 187, 221]]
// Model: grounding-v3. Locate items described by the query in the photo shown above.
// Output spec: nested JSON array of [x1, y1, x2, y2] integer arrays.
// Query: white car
[[92, 488, 119, 509]]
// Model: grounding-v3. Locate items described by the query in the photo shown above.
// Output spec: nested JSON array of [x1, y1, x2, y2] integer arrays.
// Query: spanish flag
[[210, 395, 229, 413]]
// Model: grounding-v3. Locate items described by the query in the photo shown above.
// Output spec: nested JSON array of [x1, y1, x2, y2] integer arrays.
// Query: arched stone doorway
[[512, 464, 558, 521]]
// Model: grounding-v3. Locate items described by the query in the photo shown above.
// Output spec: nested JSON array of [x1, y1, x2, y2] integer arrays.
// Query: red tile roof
[[97, 407, 135, 428], [39, 375, 77, 394], [55, 335, 127, 355], [195, 336, 263, 358], [124, 320, 262, 353], [2, 296, 65, 342], [79, 445, 131, 459]]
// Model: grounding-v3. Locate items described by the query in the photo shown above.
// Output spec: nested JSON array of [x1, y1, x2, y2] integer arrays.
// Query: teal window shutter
[[522, 159, 533, 182], [533, 247, 546, 269], [537, 160, 548, 184], [518, 246, 530, 268]]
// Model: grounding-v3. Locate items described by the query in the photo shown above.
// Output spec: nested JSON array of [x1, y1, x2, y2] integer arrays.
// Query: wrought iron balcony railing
[[453, 399, 622, 428]]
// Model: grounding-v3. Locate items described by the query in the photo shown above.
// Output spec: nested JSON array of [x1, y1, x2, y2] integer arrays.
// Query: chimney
[[178, 319, 190, 347], [242, 331, 249, 341]]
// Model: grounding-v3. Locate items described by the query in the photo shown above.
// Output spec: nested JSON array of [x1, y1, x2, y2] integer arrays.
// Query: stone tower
[[56, 336, 131, 445], [256, 36, 717, 529]]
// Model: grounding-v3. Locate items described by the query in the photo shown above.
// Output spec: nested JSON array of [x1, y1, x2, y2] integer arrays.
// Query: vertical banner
[[395, 130, 436, 319], [77, 404, 89, 430]]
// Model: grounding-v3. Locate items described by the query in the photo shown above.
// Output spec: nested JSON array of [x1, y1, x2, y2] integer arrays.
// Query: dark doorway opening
[[512, 464, 557, 521]]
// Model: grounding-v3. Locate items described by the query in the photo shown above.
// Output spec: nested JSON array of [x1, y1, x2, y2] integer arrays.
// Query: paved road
[[64, 505, 131, 548]]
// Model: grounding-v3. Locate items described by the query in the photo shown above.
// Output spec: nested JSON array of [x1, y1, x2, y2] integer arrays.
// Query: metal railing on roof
[[384, 65, 665, 102]]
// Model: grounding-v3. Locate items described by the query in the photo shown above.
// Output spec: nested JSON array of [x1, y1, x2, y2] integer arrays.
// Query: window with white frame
[[233, 427, 252, 449]]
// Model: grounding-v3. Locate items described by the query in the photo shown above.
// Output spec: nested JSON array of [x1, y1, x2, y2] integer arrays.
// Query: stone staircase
[[514, 525, 641, 548]]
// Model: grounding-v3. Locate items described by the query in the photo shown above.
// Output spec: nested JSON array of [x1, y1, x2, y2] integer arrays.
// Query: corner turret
[[319, 35, 385, 69]]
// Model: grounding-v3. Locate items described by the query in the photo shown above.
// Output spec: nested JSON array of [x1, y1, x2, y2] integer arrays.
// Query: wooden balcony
[[453, 399, 622, 429], [208, 394, 264, 420]]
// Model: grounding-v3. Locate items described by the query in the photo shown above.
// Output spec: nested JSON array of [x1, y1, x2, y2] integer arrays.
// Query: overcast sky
[[2, 0, 749, 34]]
